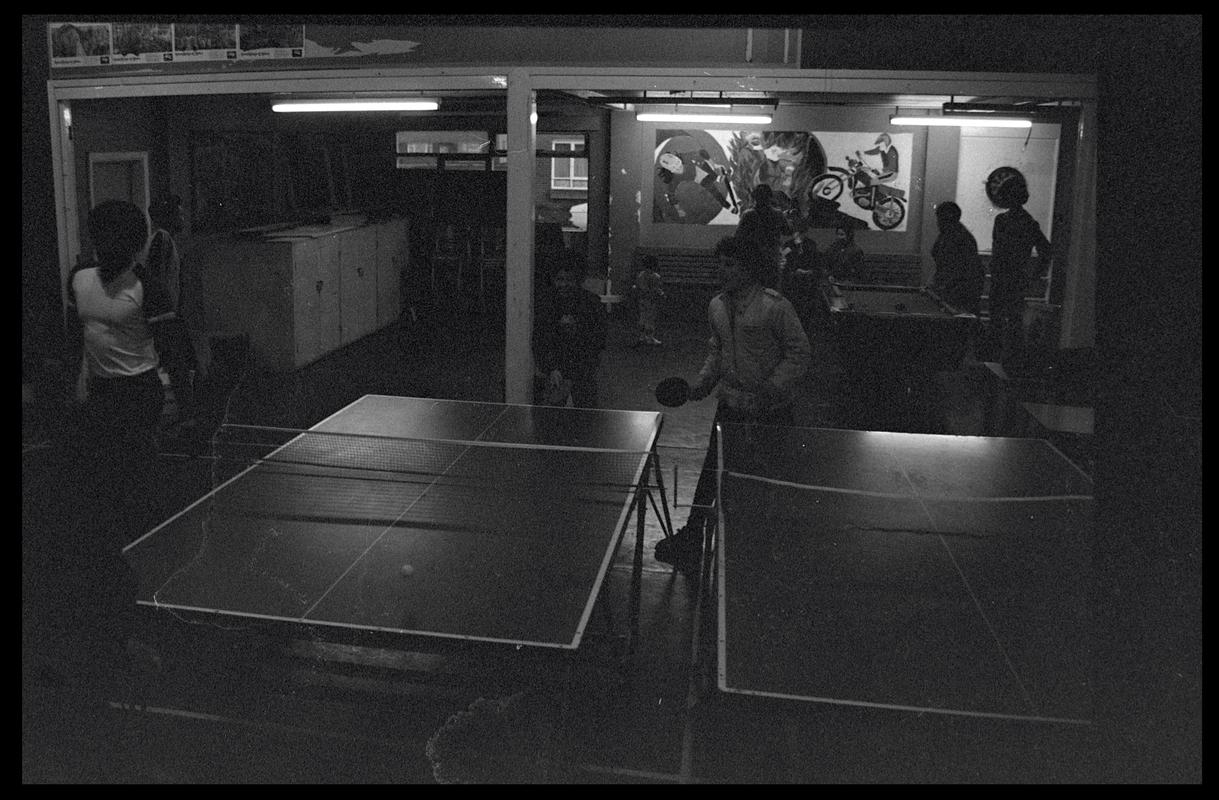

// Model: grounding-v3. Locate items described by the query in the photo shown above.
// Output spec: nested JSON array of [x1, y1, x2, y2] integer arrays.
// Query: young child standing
[[634, 254, 665, 346]]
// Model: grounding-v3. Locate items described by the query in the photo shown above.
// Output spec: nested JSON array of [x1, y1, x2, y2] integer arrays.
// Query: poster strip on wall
[[173, 23, 238, 62], [653, 129, 913, 232], [48, 22, 113, 67], [48, 22, 297, 66], [110, 23, 174, 64], [236, 24, 304, 60]]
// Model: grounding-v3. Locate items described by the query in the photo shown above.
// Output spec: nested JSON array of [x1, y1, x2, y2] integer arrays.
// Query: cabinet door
[[339, 226, 378, 346], [194, 236, 294, 371], [375, 220, 404, 328], [292, 237, 341, 367]]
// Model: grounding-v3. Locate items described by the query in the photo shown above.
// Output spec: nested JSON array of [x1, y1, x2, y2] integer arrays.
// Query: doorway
[[88, 151, 149, 211]]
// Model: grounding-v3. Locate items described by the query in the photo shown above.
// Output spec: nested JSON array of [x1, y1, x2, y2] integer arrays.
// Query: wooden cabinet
[[338, 224, 377, 346], [289, 233, 342, 367], [191, 216, 406, 371], [375, 219, 406, 327]]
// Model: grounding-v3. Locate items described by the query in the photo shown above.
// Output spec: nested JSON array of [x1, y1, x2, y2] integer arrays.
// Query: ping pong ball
[[400, 564, 414, 576]]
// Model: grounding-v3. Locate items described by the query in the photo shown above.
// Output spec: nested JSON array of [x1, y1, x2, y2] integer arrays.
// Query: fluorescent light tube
[[272, 99, 439, 113], [636, 112, 772, 125], [890, 115, 1031, 128]]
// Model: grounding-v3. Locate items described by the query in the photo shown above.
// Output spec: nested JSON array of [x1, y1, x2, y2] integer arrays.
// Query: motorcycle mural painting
[[810, 132, 912, 231], [652, 129, 913, 232]]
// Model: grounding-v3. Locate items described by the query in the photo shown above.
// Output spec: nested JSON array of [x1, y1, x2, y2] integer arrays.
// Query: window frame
[[549, 138, 588, 192]]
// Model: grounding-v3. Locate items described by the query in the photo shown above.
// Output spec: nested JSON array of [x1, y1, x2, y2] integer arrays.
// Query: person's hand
[[74, 361, 88, 404], [722, 386, 760, 413], [742, 380, 781, 408], [756, 381, 783, 405], [688, 380, 711, 402]]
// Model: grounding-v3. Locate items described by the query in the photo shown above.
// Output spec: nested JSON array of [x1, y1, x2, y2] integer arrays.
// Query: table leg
[[630, 463, 647, 656], [649, 449, 675, 538]]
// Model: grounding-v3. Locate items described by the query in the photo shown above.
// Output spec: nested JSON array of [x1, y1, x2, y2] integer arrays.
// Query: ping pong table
[[123, 395, 671, 674], [707, 423, 1094, 725]]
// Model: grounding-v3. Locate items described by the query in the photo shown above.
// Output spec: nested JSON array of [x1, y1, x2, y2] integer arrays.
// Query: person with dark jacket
[[928, 201, 985, 314], [780, 220, 825, 328], [533, 252, 607, 408], [987, 178, 1051, 362], [736, 183, 792, 288], [146, 194, 200, 422], [825, 224, 865, 282]]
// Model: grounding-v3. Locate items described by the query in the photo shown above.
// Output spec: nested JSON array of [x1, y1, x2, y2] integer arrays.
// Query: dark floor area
[[22, 294, 1195, 783]]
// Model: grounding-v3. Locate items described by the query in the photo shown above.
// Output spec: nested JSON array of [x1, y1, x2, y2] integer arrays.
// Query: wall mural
[[652, 129, 913, 232]]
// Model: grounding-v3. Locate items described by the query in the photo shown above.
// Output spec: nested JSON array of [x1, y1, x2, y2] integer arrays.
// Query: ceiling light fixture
[[890, 100, 1034, 129], [636, 111, 774, 125], [889, 115, 1032, 128], [271, 99, 440, 113]]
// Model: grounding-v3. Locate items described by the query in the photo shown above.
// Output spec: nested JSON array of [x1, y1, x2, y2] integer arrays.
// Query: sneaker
[[655, 523, 704, 571]]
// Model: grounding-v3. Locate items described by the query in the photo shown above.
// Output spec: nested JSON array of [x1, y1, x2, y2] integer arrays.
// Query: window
[[395, 131, 492, 171], [550, 139, 588, 191], [493, 133, 508, 171]]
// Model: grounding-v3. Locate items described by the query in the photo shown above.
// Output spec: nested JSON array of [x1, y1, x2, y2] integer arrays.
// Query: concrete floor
[[23, 290, 1112, 783]]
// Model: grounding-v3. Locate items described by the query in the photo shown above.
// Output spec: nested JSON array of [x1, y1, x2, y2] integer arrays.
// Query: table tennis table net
[[122, 421, 653, 614], [716, 464, 1094, 722], [212, 421, 648, 490], [122, 424, 654, 642], [135, 424, 648, 551], [720, 470, 1093, 542]]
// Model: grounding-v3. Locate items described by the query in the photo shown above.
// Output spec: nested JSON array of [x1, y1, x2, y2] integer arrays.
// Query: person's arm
[[64, 267, 88, 402], [690, 301, 723, 400], [586, 292, 607, 354], [532, 306, 557, 376], [779, 213, 794, 239], [845, 244, 865, 278], [736, 209, 756, 240], [760, 300, 812, 399], [139, 266, 177, 326], [138, 265, 197, 394], [932, 237, 962, 294], [1032, 222, 1052, 276]]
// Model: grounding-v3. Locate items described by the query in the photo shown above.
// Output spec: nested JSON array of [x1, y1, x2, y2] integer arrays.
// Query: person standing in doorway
[[634, 253, 665, 347], [987, 176, 1051, 363]]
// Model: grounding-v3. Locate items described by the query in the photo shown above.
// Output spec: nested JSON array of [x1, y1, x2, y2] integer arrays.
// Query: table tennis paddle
[[655, 376, 691, 407]]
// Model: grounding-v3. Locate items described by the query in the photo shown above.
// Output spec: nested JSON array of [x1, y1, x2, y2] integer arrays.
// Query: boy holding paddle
[[656, 235, 810, 571]]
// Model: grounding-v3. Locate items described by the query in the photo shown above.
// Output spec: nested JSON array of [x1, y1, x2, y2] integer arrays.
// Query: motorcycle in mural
[[810, 151, 907, 230]]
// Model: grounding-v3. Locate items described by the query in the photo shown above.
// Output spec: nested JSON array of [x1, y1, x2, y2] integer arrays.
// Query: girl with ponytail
[[67, 200, 176, 502]]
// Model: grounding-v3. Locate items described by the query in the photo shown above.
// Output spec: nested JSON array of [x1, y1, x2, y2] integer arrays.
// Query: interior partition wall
[[48, 65, 1096, 404]]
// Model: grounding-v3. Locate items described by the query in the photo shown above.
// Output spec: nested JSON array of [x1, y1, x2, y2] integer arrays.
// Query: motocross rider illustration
[[657, 150, 738, 217]]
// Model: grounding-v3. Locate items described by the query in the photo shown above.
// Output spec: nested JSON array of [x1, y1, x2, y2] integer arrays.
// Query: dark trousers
[[78, 369, 165, 526], [155, 320, 201, 417], [987, 297, 1026, 364], [82, 368, 163, 445], [49, 368, 164, 641], [683, 402, 795, 531]]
